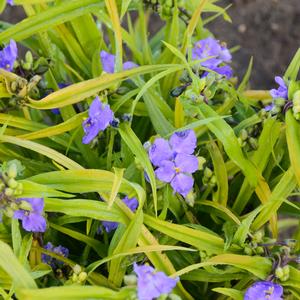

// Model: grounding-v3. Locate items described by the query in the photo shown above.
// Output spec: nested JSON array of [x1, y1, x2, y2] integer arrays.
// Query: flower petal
[[148, 138, 172, 167], [174, 153, 198, 174], [169, 130, 197, 154], [155, 160, 175, 183], [171, 173, 194, 197]]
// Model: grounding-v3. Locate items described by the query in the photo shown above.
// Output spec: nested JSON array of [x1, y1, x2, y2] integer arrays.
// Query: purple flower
[[100, 50, 137, 74], [133, 263, 178, 300], [155, 154, 198, 197], [244, 281, 283, 300], [192, 37, 232, 78], [42, 242, 69, 268], [82, 96, 114, 144], [270, 76, 288, 99], [102, 196, 138, 233], [0, 40, 17, 71], [13, 198, 46, 232], [7, 0, 13, 5], [148, 130, 198, 197]]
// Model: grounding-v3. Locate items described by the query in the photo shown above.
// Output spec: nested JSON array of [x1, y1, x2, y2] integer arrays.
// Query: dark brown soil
[[1, 0, 300, 89], [207, 0, 300, 88]]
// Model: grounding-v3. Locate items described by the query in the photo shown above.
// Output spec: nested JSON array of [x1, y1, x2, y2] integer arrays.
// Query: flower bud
[[4, 188, 14, 197], [249, 137, 258, 150], [124, 274, 137, 286], [204, 167, 213, 178], [78, 271, 87, 282], [197, 156, 206, 170], [293, 90, 300, 105], [253, 231, 263, 242], [8, 178, 18, 189], [5, 207, 14, 218], [275, 267, 284, 280], [73, 264, 82, 274], [72, 273, 78, 282], [244, 246, 252, 256], [0, 182, 5, 191], [185, 191, 195, 207], [255, 246, 264, 255], [240, 129, 248, 141], [274, 97, 286, 107], [25, 51, 33, 65], [7, 163, 17, 178]]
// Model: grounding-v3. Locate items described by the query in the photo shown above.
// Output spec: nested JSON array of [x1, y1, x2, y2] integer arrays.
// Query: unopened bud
[[4, 188, 14, 197], [204, 167, 213, 178], [244, 246, 252, 256], [198, 156, 206, 170], [25, 51, 33, 65], [240, 129, 248, 141], [275, 267, 284, 280], [5, 207, 14, 218], [255, 246, 264, 255], [72, 273, 78, 282], [7, 163, 17, 178], [73, 264, 81, 274], [124, 274, 137, 286], [185, 191, 195, 207], [274, 97, 286, 107], [8, 178, 18, 189], [78, 272, 87, 282]]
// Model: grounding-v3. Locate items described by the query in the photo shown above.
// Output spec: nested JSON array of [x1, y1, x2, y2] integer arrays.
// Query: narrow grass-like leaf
[[0, 241, 37, 289]]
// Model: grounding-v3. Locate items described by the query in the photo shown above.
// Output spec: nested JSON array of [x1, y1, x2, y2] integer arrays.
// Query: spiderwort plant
[[0, 1, 300, 299]]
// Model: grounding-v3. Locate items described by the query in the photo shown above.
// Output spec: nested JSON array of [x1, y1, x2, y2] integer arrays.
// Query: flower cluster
[[42, 242, 69, 268], [101, 196, 138, 233], [192, 37, 233, 78], [0, 40, 18, 71], [82, 96, 114, 144], [100, 50, 137, 74], [133, 263, 178, 300], [244, 281, 283, 300], [148, 130, 198, 197]]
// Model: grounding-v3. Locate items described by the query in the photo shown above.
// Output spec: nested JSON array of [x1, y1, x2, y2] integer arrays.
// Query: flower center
[[174, 167, 181, 173], [6, 64, 10, 69], [264, 286, 274, 299]]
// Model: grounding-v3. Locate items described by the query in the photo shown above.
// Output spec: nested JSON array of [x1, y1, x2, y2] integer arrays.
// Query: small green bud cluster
[[237, 128, 258, 150], [71, 264, 87, 284], [202, 167, 216, 187], [292, 90, 300, 120], [0, 161, 23, 197], [158, 0, 174, 18], [243, 231, 264, 256], [0, 160, 25, 218], [275, 265, 290, 282]]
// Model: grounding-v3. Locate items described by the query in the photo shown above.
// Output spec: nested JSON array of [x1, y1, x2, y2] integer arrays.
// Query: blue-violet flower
[[102, 196, 138, 233], [148, 130, 198, 197], [192, 37, 232, 78], [13, 198, 46, 232], [42, 242, 69, 268], [0, 40, 17, 71], [100, 50, 137, 74], [134, 263, 178, 300], [244, 281, 283, 300], [82, 96, 114, 144], [270, 76, 288, 100]]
